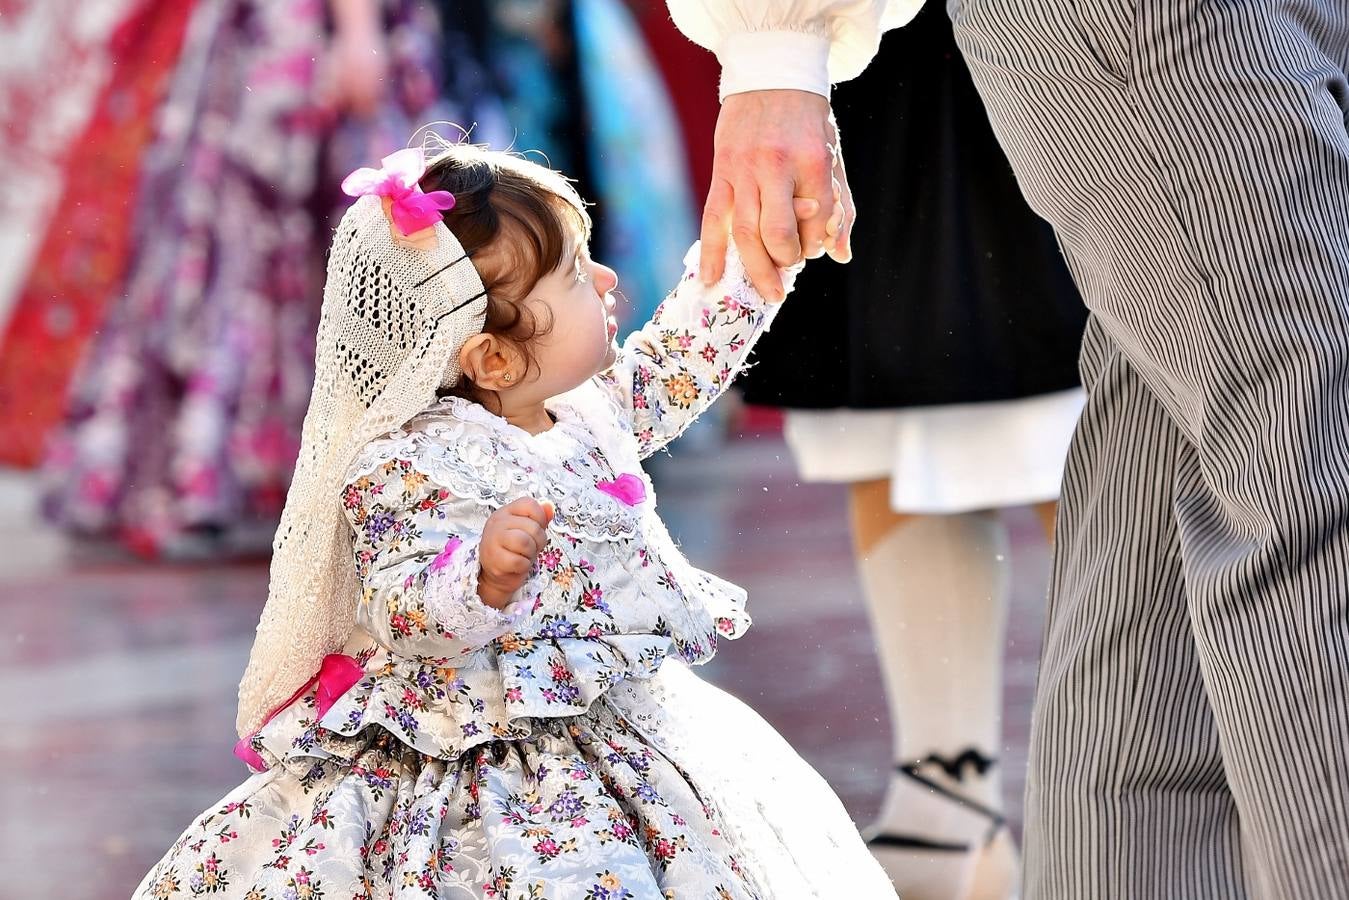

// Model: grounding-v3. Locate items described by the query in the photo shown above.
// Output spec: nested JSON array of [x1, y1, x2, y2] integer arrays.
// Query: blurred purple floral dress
[[41, 0, 456, 557]]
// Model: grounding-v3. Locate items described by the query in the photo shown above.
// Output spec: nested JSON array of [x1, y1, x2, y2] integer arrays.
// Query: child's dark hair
[[420, 142, 592, 406]]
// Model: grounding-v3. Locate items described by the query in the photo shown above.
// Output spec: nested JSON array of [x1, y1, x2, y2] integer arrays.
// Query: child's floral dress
[[133, 246, 898, 900]]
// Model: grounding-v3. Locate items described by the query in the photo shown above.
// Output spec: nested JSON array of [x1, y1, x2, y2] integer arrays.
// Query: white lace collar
[[424, 394, 589, 457], [351, 389, 653, 543]]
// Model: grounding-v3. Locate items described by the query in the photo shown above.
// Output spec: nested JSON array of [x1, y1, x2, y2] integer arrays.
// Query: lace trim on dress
[[345, 397, 645, 543], [420, 540, 530, 645]]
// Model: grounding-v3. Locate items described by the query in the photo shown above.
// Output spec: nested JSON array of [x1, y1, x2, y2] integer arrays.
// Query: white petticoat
[[615, 662, 898, 897], [783, 388, 1086, 514]]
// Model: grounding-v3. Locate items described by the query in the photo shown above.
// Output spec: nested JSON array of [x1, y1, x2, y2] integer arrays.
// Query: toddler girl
[[133, 143, 895, 899]]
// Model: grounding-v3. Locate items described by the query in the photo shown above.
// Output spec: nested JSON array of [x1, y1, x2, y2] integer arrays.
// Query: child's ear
[[459, 334, 519, 390], [458, 334, 493, 385]]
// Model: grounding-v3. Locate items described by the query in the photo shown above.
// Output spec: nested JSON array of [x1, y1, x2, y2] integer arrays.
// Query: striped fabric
[[943, 1, 1349, 896]]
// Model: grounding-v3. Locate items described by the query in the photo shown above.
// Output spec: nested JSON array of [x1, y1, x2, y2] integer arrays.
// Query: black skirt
[[737, 2, 1088, 410]]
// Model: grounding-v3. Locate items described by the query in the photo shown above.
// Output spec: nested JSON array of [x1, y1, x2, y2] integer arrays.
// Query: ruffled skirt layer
[[133, 663, 896, 899]]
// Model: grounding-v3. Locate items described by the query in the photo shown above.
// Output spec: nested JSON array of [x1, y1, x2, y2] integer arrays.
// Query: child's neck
[[499, 399, 556, 436]]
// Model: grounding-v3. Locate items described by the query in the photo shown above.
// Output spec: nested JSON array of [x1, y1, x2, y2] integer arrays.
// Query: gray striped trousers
[[944, 1, 1349, 897]]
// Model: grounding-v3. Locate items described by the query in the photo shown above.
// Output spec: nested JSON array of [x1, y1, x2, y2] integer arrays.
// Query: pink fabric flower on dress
[[341, 147, 455, 236], [428, 536, 463, 574], [232, 653, 364, 771], [596, 473, 647, 506]]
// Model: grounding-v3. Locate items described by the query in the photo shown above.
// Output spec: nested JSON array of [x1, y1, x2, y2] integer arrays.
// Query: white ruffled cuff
[[716, 29, 832, 100], [422, 541, 529, 646]]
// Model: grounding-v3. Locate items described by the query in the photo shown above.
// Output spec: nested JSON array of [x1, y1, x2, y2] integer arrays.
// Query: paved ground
[[0, 431, 1050, 898]]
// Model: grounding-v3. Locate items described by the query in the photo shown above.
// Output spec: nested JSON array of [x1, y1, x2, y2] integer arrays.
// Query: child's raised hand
[[477, 497, 555, 609], [745, 192, 843, 306], [793, 186, 847, 261]]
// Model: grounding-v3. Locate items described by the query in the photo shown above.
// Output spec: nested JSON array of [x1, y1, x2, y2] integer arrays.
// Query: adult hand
[[700, 89, 856, 300], [322, 11, 389, 119], [477, 497, 554, 609]]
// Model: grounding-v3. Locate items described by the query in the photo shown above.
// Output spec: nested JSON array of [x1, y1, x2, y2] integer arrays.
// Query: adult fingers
[[824, 199, 845, 237], [792, 134, 836, 262], [756, 150, 805, 269], [823, 189, 845, 255], [699, 177, 734, 285], [793, 198, 820, 221], [731, 178, 784, 302], [826, 131, 856, 264]]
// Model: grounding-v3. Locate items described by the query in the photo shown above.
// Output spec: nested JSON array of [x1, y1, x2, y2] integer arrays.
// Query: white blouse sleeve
[[666, 0, 922, 99]]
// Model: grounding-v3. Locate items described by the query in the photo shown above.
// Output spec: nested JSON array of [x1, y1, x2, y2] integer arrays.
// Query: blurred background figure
[[0, 0, 140, 310], [0, 0, 196, 476], [5, 0, 455, 558], [736, 6, 1087, 898], [0, 0, 702, 560], [35, 0, 369, 560]]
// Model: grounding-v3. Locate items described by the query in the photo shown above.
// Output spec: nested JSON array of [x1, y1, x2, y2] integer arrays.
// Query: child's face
[[524, 241, 620, 398]]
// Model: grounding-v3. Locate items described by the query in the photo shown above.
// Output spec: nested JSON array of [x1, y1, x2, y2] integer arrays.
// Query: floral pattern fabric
[[138, 669, 897, 899], [39, 0, 451, 557], [134, 245, 896, 897]]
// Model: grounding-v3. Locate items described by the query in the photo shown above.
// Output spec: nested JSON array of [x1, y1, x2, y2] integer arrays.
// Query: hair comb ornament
[[341, 147, 455, 250]]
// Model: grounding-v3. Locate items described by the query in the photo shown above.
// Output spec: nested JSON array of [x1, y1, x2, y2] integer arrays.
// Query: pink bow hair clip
[[342, 147, 455, 249]]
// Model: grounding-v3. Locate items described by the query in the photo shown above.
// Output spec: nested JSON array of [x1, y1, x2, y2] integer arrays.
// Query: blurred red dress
[[0, 0, 196, 467]]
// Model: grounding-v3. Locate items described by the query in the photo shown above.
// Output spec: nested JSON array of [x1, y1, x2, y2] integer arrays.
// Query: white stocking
[[857, 512, 1017, 900]]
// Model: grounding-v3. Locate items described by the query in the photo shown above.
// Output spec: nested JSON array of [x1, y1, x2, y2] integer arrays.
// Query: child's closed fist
[[477, 497, 555, 609]]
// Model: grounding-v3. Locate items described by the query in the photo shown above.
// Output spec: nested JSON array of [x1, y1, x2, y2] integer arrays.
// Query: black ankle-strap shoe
[[867, 748, 1006, 852]]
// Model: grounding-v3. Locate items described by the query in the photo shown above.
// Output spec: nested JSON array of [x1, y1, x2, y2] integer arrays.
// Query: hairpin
[[342, 147, 455, 250]]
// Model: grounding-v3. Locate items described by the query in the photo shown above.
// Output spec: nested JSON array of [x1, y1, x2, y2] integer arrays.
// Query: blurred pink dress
[[40, 0, 450, 557]]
